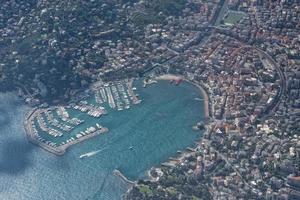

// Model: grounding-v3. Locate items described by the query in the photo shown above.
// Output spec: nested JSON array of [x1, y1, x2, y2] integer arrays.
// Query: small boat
[[175, 79, 182, 85], [129, 146, 134, 150]]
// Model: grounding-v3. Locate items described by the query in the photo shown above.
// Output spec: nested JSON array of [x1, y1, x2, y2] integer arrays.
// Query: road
[[255, 48, 287, 120]]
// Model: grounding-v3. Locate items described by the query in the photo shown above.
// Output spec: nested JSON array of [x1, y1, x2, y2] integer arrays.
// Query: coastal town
[[0, 0, 299, 200], [125, 1, 300, 199]]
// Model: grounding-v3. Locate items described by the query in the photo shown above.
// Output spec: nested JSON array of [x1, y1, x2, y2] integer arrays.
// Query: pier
[[92, 79, 139, 110], [127, 79, 141, 105], [113, 169, 136, 185]]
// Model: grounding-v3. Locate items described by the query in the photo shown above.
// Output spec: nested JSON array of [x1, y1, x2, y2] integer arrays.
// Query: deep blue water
[[0, 80, 205, 200]]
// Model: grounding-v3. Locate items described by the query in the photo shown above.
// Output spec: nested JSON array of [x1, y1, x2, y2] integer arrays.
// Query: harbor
[[1, 77, 206, 200], [24, 79, 141, 155]]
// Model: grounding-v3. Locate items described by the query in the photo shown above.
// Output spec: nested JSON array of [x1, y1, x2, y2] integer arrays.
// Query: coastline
[[22, 75, 211, 199], [124, 74, 212, 199]]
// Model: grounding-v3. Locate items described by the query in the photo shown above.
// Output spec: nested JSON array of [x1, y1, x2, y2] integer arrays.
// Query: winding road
[[255, 48, 287, 120]]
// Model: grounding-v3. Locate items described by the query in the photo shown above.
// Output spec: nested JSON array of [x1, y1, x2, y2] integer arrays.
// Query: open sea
[[0, 80, 205, 200]]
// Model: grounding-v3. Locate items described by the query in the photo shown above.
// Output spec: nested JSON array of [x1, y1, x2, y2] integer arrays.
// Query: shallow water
[[0, 80, 205, 200]]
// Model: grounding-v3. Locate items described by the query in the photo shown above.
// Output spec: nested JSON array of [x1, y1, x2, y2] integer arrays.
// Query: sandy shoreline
[[155, 74, 210, 118], [155, 74, 183, 81]]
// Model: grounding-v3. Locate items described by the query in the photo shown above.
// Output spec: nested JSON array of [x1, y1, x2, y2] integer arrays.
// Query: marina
[[24, 79, 142, 155], [92, 79, 141, 111]]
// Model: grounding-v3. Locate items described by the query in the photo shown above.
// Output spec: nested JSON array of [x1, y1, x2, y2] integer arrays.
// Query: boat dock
[[92, 79, 141, 110], [72, 100, 106, 118]]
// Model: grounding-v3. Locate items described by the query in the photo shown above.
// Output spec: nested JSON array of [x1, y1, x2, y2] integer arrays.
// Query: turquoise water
[[0, 80, 205, 200]]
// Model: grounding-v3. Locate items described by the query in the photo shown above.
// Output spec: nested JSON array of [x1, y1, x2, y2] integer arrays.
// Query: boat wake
[[194, 98, 204, 101], [79, 148, 107, 159]]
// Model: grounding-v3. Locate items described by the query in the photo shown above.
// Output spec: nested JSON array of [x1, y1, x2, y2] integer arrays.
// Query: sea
[[0, 80, 205, 200]]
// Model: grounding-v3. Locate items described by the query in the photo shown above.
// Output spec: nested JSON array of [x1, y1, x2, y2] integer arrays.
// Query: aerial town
[[0, 0, 299, 200]]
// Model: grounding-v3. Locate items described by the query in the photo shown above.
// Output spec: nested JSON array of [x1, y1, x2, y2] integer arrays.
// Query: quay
[[127, 79, 141, 105], [161, 161, 177, 168]]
